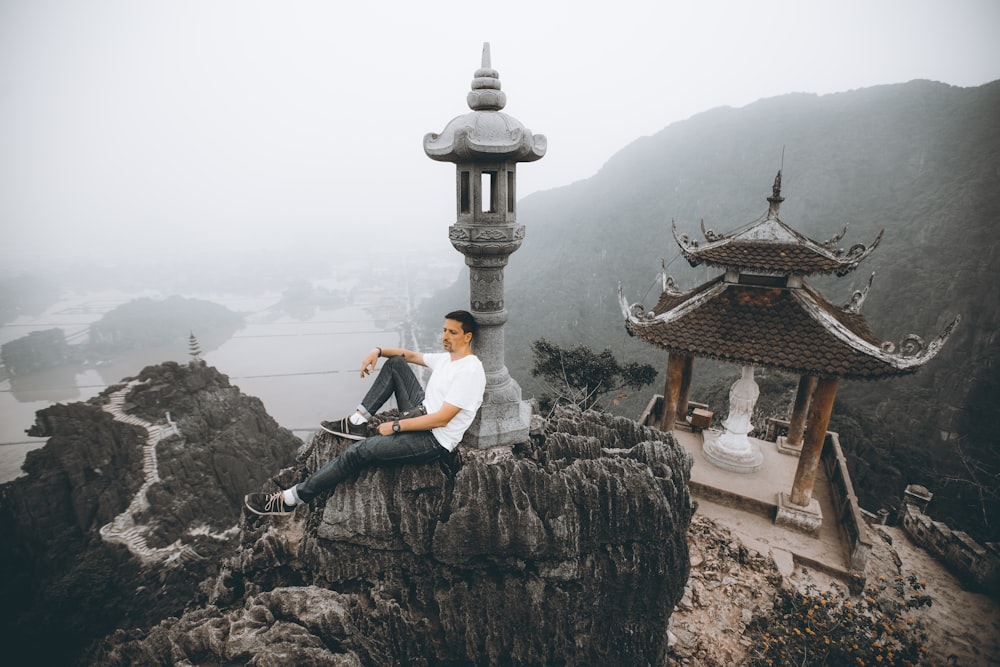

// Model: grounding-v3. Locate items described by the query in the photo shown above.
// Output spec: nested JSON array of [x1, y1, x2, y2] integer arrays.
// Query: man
[[244, 310, 485, 516]]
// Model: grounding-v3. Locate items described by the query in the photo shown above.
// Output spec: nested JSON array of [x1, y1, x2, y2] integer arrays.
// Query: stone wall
[[899, 489, 1000, 597]]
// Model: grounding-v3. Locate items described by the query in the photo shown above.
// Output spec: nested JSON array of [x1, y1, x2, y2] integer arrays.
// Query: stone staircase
[[98, 380, 201, 567]]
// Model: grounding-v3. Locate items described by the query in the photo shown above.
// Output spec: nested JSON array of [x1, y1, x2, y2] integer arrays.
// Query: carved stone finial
[[467, 41, 506, 111], [767, 170, 785, 218]]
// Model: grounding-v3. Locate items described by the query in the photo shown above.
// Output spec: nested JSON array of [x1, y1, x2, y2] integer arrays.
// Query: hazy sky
[[1, 0, 998, 264]]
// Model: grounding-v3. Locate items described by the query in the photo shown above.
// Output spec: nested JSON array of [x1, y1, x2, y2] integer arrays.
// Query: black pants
[[296, 356, 444, 503]]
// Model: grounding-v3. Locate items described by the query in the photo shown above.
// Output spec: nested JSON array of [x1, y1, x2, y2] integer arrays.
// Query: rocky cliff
[[85, 405, 694, 666], [0, 361, 301, 665]]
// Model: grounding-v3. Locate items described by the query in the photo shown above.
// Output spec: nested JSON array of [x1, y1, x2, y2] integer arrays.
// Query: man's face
[[441, 318, 471, 352]]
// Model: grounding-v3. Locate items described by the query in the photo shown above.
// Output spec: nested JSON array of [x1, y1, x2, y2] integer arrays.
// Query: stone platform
[[674, 427, 852, 581]]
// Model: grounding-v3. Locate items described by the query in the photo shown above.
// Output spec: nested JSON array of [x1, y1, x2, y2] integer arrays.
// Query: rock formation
[[88, 405, 694, 666], [0, 361, 301, 665]]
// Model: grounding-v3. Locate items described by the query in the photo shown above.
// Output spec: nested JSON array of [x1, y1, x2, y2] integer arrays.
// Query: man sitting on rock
[[244, 310, 486, 516]]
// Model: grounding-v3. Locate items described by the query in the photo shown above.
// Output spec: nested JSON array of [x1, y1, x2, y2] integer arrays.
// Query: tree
[[530, 338, 657, 412]]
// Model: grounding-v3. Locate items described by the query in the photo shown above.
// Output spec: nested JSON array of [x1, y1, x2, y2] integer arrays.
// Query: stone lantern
[[424, 43, 546, 448]]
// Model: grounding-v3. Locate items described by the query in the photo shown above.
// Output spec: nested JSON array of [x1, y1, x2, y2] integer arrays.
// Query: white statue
[[703, 366, 764, 473], [722, 365, 759, 436]]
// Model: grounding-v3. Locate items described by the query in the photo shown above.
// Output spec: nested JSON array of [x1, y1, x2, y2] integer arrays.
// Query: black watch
[[392, 420, 401, 433]]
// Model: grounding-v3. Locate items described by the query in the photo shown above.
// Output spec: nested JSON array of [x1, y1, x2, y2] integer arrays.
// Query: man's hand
[[375, 421, 395, 436], [360, 349, 380, 378]]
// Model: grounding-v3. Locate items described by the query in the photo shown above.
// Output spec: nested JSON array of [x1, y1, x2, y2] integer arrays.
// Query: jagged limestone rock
[[102, 404, 694, 666], [0, 362, 301, 665]]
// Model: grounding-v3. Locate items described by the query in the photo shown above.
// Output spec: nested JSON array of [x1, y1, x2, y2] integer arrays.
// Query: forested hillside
[[426, 79, 1000, 541]]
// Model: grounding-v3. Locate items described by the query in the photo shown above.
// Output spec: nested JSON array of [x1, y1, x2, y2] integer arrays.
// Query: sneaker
[[244, 491, 296, 516], [320, 416, 369, 440]]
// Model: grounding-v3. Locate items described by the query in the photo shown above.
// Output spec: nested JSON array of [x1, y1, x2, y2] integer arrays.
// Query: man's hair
[[445, 310, 479, 339]]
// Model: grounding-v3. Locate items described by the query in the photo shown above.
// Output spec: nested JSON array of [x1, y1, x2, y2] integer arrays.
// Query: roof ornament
[[672, 219, 698, 250], [618, 283, 650, 322], [822, 224, 850, 251], [701, 218, 724, 242], [766, 170, 785, 219], [836, 229, 884, 266], [659, 258, 683, 294], [843, 272, 875, 314]]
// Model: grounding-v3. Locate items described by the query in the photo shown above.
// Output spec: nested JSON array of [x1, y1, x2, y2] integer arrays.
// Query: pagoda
[[619, 171, 957, 532]]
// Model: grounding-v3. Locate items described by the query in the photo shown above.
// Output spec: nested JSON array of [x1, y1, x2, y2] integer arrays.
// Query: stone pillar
[[424, 43, 546, 448], [789, 376, 839, 506], [779, 374, 816, 454], [461, 251, 531, 448], [660, 353, 686, 431], [776, 376, 837, 536], [676, 355, 694, 422]]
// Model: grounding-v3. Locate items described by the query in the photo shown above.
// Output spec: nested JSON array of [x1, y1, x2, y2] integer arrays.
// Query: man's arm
[[374, 402, 461, 436], [359, 346, 425, 377]]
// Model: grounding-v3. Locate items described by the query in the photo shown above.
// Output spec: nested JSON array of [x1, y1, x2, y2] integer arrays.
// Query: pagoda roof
[[618, 275, 957, 380], [673, 172, 882, 277]]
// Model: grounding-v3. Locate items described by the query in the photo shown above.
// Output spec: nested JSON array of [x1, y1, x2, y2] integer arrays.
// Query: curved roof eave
[[619, 281, 958, 379], [794, 289, 960, 370]]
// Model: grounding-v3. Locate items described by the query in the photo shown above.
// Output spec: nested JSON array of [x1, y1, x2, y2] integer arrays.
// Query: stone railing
[[899, 496, 1000, 597], [638, 394, 709, 431]]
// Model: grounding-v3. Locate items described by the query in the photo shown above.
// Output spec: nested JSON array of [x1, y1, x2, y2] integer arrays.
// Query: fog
[[1, 0, 998, 274]]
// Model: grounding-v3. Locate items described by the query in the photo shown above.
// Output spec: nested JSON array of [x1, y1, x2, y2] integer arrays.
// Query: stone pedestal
[[776, 435, 803, 456], [463, 377, 531, 448], [702, 430, 764, 473], [775, 491, 823, 537]]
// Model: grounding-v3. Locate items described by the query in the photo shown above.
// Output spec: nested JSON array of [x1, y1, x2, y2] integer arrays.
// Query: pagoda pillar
[[676, 355, 694, 422], [780, 375, 817, 453], [790, 376, 839, 506], [660, 352, 687, 431], [775, 376, 837, 535]]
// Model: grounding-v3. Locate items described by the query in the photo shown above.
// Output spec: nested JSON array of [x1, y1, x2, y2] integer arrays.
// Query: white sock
[[349, 412, 368, 426], [282, 488, 300, 506]]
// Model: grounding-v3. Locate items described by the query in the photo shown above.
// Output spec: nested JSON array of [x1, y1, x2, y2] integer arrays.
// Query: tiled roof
[[630, 281, 914, 379], [673, 217, 882, 277], [679, 242, 849, 275]]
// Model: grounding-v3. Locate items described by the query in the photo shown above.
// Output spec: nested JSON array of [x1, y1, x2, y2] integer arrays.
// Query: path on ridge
[[98, 380, 200, 566]]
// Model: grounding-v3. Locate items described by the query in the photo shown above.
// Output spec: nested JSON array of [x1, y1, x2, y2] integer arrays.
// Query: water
[[0, 294, 407, 483]]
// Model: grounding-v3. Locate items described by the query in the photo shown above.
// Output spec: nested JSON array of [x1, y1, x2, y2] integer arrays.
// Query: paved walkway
[[98, 381, 201, 567], [674, 427, 852, 580]]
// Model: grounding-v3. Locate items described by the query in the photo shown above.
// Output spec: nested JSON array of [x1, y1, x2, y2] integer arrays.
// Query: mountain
[[428, 79, 1000, 541], [0, 361, 301, 665]]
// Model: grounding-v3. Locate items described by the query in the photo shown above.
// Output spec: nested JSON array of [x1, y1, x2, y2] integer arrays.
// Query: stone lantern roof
[[423, 43, 546, 164], [673, 172, 883, 277]]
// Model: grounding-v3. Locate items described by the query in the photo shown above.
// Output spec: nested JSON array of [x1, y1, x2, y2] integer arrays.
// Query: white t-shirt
[[422, 352, 486, 451]]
